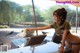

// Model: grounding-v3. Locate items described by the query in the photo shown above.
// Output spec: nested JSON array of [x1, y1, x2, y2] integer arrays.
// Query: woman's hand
[[26, 28, 33, 31], [59, 46, 64, 53]]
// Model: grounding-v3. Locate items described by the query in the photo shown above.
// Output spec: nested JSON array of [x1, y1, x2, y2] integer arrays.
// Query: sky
[[10, 0, 78, 10]]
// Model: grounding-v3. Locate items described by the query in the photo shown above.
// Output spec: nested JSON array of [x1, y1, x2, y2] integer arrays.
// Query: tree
[[22, 5, 44, 22], [0, 1, 10, 25], [41, 5, 69, 24], [40, 5, 80, 26], [0, 0, 24, 25]]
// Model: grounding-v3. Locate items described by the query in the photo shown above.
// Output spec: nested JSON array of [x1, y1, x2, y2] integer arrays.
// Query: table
[[8, 42, 59, 53]]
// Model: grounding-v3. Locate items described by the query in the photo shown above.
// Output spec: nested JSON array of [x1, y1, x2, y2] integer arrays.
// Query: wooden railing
[[19, 22, 48, 25]]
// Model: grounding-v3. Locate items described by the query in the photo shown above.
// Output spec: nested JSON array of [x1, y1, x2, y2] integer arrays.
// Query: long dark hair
[[53, 8, 67, 25]]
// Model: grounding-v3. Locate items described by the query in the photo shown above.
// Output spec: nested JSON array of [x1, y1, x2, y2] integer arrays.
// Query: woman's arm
[[61, 30, 69, 47], [60, 29, 69, 52], [26, 24, 51, 31]]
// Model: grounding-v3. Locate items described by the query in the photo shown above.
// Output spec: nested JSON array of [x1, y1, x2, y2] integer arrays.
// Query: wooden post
[[76, 7, 78, 33], [32, 0, 38, 36]]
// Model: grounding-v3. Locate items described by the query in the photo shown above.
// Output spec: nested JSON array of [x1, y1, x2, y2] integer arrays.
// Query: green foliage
[[0, 25, 9, 28], [22, 5, 44, 22], [0, 1, 23, 25], [40, 5, 69, 24], [0, 1, 44, 27], [40, 5, 80, 26], [0, 0, 80, 27]]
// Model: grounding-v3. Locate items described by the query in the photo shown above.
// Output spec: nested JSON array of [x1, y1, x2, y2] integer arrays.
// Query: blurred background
[[0, 0, 80, 34]]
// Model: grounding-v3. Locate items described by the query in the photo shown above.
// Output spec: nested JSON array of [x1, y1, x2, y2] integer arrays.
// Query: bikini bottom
[[68, 42, 80, 45]]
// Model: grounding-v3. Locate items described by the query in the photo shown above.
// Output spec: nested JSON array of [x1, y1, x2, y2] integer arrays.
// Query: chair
[[25, 35, 47, 53], [25, 35, 46, 46], [52, 32, 62, 44]]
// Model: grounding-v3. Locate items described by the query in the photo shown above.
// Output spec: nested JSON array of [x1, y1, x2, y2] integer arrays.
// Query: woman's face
[[53, 15, 61, 23], [53, 15, 59, 22]]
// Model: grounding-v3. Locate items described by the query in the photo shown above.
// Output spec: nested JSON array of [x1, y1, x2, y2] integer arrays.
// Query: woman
[[26, 8, 80, 53]]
